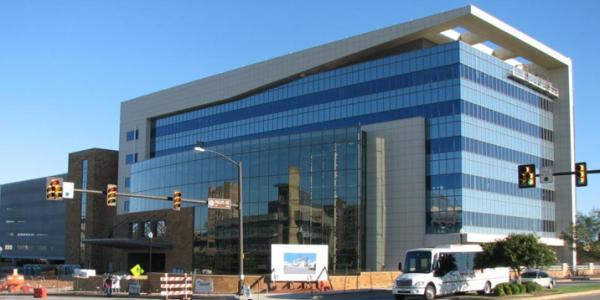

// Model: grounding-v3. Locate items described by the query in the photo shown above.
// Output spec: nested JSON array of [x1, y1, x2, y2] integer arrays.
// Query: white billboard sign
[[63, 182, 75, 199], [271, 244, 328, 282]]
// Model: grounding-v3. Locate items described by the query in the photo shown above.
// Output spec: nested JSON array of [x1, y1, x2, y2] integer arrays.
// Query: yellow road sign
[[130, 264, 144, 277]]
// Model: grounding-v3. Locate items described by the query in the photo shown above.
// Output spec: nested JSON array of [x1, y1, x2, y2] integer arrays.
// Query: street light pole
[[148, 231, 154, 274], [237, 161, 244, 293], [194, 142, 244, 294]]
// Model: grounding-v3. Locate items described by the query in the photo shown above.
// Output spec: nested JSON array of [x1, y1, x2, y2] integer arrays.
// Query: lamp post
[[194, 142, 244, 294], [147, 231, 153, 274]]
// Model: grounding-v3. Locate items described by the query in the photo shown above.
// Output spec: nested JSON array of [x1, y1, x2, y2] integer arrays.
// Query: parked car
[[521, 270, 555, 289]]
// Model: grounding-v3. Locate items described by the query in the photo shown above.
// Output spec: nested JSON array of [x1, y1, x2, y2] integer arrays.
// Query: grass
[[445, 284, 600, 299], [493, 284, 600, 298], [552, 283, 600, 294]]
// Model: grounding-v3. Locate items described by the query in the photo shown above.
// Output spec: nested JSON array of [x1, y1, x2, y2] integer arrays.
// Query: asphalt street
[[2, 281, 600, 300]]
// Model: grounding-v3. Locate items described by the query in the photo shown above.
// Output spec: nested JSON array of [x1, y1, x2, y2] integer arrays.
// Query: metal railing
[[509, 67, 560, 98]]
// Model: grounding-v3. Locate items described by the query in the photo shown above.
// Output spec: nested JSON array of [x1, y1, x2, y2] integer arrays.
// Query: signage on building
[[271, 244, 329, 282], [207, 198, 231, 210], [63, 182, 75, 199], [540, 167, 554, 184], [194, 278, 214, 293]]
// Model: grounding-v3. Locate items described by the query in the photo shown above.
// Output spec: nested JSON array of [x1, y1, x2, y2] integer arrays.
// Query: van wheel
[[394, 295, 405, 300], [424, 284, 436, 300], [479, 281, 492, 295]]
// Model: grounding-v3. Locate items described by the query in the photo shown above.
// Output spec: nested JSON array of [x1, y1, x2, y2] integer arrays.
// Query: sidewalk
[[0, 291, 239, 299], [4, 287, 600, 300], [529, 289, 600, 299], [556, 276, 600, 282]]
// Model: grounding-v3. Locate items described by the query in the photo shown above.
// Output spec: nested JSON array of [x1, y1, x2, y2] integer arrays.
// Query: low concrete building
[[0, 175, 67, 265]]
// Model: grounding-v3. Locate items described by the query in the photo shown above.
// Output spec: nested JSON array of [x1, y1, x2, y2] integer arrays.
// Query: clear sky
[[1, 0, 598, 213]]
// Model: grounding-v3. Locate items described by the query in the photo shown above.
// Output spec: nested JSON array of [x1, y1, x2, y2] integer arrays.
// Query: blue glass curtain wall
[[129, 40, 558, 272], [131, 127, 363, 274]]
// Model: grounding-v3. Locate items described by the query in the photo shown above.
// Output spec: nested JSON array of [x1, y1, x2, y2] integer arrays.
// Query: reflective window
[[126, 130, 139, 141], [156, 220, 167, 238], [131, 126, 363, 275], [126, 153, 138, 164], [144, 221, 154, 237], [127, 40, 558, 273]]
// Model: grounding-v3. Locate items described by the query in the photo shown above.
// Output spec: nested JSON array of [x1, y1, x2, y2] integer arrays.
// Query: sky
[[0, 0, 598, 213]]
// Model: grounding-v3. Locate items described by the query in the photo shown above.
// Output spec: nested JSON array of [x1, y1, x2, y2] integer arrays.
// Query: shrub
[[495, 283, 510, 295], [503, 283, 513, 295], [519, 284, 527, 294], [494, 285, 506, 296], [524, 281, 543, 293], [509, 283, 521, 294]]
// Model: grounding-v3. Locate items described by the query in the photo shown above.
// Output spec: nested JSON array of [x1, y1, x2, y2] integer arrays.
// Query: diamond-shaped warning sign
[[130, 264, 144, 277]]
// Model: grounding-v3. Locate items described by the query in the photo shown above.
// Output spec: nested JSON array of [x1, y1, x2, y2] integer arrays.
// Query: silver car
[[521, 270, 555, 289]]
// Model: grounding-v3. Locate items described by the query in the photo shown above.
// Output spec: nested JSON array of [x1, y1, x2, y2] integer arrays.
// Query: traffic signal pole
[[548, 170, 600, 176], [519, 162, 598, 188], [70, 188, 238, 207]]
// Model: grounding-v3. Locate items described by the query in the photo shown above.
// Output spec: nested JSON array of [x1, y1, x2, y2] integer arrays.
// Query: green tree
[[561, 210, 600, 262], [475, 234, 557, 282]]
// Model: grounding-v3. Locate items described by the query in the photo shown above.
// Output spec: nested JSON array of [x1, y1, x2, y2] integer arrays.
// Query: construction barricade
[[160, 273, 192, 299]]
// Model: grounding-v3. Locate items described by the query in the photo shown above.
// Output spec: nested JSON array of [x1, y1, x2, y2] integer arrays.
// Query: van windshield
[[403, 251, 432, 273]]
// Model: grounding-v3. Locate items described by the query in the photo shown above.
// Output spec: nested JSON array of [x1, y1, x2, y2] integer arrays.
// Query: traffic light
[[173, 191, 182, 211], [575, 162, 588, 187], [106, 184, 117, 206], [46, 178, 63, 200], [518, 164, 536, 188]]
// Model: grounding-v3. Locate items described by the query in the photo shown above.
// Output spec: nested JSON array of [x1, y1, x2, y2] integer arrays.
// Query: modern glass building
[[119, 6, 575, 274]]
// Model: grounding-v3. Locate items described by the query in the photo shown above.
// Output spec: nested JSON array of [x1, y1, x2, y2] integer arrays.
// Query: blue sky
[[1, 0, 598, 213], [284, 253, 316, 265]]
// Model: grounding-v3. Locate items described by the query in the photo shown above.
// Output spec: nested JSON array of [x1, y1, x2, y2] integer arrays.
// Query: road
[[1, 281, 600, 300], [0, 293, 599, 300]]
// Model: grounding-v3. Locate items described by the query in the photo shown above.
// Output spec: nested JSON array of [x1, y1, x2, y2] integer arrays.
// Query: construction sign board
[[271, 244, 328, 282]]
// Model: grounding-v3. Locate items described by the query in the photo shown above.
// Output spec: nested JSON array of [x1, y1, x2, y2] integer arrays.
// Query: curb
[[529, 289, 600, 299], [0, 292, 238, 299]]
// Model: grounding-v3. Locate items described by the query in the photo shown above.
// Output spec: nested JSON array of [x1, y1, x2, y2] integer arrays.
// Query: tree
[[475, 234, 557, 282], [561, 210, 600, 262]]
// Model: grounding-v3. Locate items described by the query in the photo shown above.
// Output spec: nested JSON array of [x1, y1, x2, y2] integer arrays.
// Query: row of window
[[426, 210, 555, 233], [152, 63, 463, 138], [152, 61, 551, 143], [156, 42, 461, 128], [428, 173, 553, 202], [460, 64, 553, 112], [5, 232, 49, 237], [462, 211, 555, 232], [151, 96, 552, 159], [1, 244, 54, 251], [130, 127, 363, 213], [151, 80, 459, 153], [462, 101, 553, 142], [428, 136, 553, 166], [129, 220, 167, 239]]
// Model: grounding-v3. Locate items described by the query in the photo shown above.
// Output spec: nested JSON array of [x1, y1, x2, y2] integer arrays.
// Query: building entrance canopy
[[82, 238, 173, 250]]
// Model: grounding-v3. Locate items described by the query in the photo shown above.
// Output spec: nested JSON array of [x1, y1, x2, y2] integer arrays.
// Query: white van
[[392, 245, 509, 300]]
